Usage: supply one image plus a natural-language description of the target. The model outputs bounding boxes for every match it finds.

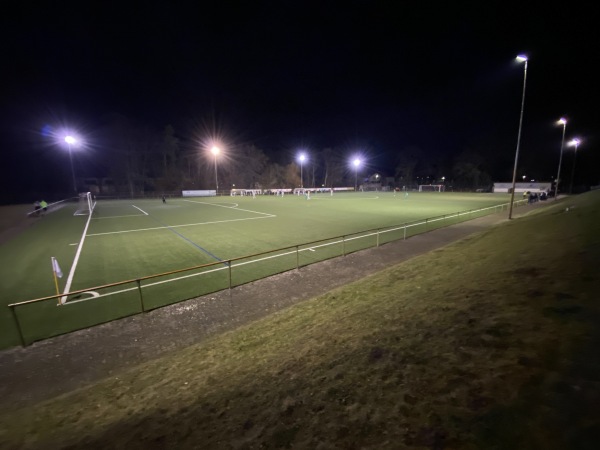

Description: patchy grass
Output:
[0,192,599,449]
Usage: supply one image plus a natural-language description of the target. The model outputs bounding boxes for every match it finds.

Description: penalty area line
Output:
[132,205,149,215]
[181,199,275,217]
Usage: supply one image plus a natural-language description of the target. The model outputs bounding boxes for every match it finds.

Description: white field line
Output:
[61,212,94,304]
[65,246,308,305]
[181,199,239,209]
[131,205,149,215]
[181,199,274,216]
[63,201,516,305]
[64,237,360,305]
[92,214,147,220]
[87,215,275,237]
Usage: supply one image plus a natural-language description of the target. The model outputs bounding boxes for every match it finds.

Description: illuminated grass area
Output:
[1,192,515,347]
[0,191,597,448]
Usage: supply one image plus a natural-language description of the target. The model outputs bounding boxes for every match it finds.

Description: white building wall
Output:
[493,182,552,193]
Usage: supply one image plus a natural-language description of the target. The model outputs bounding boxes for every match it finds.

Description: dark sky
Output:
[1,1,598,200]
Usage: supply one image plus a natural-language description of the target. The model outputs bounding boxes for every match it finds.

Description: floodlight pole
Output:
[353,158,361,191]
[68,143,76,192]
[554,119,567,200]
[64,135,78,193]
[568,139,580,194]
[214,156,218,192]
[211,146,220,194]
[508,56,528,220]
[299,153,306,188]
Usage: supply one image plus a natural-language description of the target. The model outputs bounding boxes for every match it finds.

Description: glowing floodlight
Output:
[64,135,77,145]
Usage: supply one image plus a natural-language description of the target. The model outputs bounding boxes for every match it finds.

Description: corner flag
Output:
[51,257,63,303]
[51,257,63,278]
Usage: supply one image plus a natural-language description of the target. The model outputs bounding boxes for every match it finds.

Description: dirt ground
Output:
[0,202,551,411]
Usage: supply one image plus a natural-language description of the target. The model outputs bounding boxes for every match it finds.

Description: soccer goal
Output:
[418,184,445,192]
[74,192,97,216]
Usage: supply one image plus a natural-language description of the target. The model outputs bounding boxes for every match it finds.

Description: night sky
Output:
[1,1,598,202]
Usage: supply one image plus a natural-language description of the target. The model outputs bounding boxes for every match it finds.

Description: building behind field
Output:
[493,182,552,194]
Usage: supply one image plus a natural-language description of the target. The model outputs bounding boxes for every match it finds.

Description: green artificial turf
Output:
[0,192,519,348]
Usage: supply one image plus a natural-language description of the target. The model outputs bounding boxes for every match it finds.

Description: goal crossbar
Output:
[418,184,445,192]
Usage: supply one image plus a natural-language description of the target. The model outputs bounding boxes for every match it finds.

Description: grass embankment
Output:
[1,192,599,449]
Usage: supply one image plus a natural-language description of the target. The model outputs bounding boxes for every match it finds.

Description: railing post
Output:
[403,223,406,240]
[10,306,26,347]
[296,245,300,269]
[228,260,232,289]
[342,236,346,256]
[136,279,145,312]
[376,229,380,247]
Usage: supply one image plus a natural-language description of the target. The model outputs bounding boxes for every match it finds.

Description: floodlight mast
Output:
[353,158,361,191]
[554,118,567,200]
[298,153,306,188]
[64,135,77,193]
[508,55,528,220]
[568,138,581,194]
[211,146,220,194]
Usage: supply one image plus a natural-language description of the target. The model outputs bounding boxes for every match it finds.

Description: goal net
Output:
[418,184,444,192]
[74,192,96,216]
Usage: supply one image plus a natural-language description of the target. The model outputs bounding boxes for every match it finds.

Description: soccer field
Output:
[1,192,518,347]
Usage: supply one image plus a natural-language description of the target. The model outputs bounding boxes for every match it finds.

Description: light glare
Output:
[516,55,528,62]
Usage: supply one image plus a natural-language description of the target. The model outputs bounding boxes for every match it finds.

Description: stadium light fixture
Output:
[554,118,567,200]
[211,146,220,194]
[568,138,581,194]
[64,135,78,193]
[298,152,306,188]
[353,158,361,191]
[508,54,528,219]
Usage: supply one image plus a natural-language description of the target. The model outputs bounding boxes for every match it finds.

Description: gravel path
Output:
[0,202,551,410]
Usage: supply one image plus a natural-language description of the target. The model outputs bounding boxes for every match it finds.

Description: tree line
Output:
[97,116,498,196]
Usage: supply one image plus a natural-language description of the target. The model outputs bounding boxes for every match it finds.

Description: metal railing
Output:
[7,199,526,346]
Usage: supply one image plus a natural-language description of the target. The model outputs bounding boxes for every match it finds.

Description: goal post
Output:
[418,184,444,192]
[74,192,96,216]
